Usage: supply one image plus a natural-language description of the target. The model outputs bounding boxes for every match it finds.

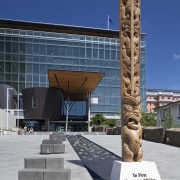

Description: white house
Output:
[155,100,180,127]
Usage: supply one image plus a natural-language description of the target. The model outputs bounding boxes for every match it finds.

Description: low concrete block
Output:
[18,169,71,180]
[46,158,64,169]
[18,169,43,180]
[49,134,66,141]
[43,169,71,180]
[42,139,62,144]
[113,127,121,135]
[25,157,46,169]
[95,125,107,132]
[53,144,65,153]
[165,128,180,147]
[106,128,113,135]
[52,132,64,135]
[143,127,165,143]
[40,144,54,154]
[24,157,64,169]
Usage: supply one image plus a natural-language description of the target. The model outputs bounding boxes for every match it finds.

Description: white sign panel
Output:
[91,97,98,104]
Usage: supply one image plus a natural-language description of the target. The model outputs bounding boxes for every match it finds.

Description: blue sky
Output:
[0,0,180,90]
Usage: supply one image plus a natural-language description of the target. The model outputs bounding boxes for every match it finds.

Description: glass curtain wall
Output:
[0,27,146,117]
[140,41,147,111]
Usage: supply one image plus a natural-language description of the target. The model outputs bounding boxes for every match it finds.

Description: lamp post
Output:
[65,98,69,132]
[6,88,13,130]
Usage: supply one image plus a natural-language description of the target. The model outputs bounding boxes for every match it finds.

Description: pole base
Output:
[110,160,161,180]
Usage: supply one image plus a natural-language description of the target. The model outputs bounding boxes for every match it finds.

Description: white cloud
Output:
[173,53,180,60]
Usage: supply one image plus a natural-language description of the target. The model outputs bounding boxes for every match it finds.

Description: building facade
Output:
[155,100,180,127]
[147,89,180,112]
[0,19,146,130]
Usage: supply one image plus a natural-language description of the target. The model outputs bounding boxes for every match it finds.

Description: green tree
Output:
[141,112,156,127]
[90,113,106,126]
[102,119,116,127]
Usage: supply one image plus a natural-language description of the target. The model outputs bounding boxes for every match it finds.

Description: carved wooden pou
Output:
[120,0,143,162]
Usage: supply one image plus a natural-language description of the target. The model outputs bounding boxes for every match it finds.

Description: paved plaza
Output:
[84,135,180,180]
[0,133,179,180]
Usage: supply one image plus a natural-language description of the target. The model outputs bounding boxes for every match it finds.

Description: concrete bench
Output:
[49,134,66,141]
[18,168,71,180]
[40,144,65,154]
[52,132,64,135]
[42,139,62,144]
[24,157,64,169]
[54,144,65,153]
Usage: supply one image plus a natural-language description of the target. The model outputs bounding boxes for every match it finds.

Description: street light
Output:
[65,98,69,132]
[6,88,13,130]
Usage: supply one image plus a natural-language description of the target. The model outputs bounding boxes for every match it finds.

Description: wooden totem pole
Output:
[120,0,143,162]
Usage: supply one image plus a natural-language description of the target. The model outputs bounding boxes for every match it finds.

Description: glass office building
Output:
[0,19,146,120]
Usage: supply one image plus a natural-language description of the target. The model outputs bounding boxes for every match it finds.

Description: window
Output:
[99,49,104,59]
[0,62,4,72]
[5,42,11,53]
[40,64,47,75]
[5,62,11,72]
[86,48,92,58]
[161,108,170,120]
[93,49,98,59]
[33,64,39,74]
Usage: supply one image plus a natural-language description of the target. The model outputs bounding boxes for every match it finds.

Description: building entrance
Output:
[18,119,47,131]
[50,122,88,132]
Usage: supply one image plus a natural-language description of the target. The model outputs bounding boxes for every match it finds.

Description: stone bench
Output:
[24,157,64,169]
[40,133,66,154]
[42,139,62,144]
[52,132,64,135]
[18,168,71,180]
[19,157,71,180]
[40,144,65,154]
[49,134,66,141]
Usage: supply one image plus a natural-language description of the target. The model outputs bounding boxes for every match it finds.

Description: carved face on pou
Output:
[122,96,141,130]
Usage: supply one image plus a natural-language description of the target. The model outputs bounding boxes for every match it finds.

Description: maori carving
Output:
[120,0,143,162]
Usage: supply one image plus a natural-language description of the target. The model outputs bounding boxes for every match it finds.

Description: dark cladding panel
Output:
[0,84,17,109]
[22,87,63,120]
